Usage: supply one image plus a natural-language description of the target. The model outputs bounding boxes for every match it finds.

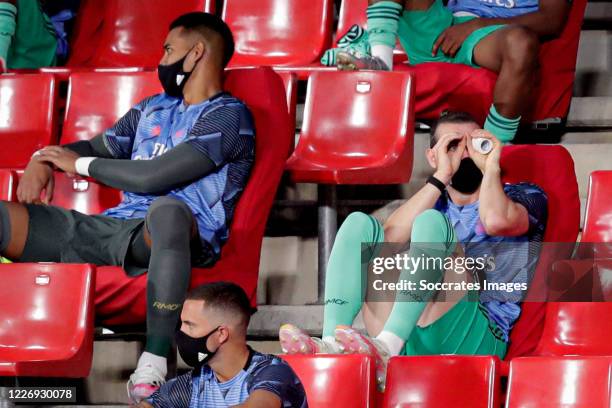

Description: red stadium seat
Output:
[535,302,612,356]
[0,74,58,168]
[67,0,214,68]
[382,356,501,408]
[11,171,122,216]
[282,354,376,408]
[582,171,612,243]
[286,71,414,184]
[0,169,16,200]
[277,72,298,140]
[62,71,162,144]
[0,263,95,377]
[506,357,612,408]
[223,0,334,68]
[93,67,292,325]
[337,0,585,122]
[500,145,580,361]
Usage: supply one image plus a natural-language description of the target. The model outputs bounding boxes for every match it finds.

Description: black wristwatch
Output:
[426,175,447,193]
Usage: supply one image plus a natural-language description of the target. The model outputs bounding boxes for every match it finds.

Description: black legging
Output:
[128,196,195,357]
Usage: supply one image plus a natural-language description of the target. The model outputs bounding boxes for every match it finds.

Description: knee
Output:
[503,27,539,68]
[337,212,380,240]
[146,197,193,232]
[411,209,449,242]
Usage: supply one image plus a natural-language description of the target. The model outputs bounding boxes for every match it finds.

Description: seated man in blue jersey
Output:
[326,0,571,142]
[0,12,254,403]
[134,282,307,408]
[280,111,548,390]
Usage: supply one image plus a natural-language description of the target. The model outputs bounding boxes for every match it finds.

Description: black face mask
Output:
[450,158,483,194]
[157,48,197,97]
[175,326,221,368]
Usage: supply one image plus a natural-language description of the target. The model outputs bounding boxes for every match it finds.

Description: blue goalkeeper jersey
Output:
[434,182,548,341]
[447,0,539,18]
[101,91,255,255]
[148,349,308,408]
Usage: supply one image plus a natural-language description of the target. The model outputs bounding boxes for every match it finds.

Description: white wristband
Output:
[75,157,96,177]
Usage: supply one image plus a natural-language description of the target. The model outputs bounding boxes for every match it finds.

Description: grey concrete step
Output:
[567,97,612,127]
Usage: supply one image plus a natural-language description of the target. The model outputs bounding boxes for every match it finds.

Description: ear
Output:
[184,41,206,70]
[426,148,437,170]
[218,326,230,343]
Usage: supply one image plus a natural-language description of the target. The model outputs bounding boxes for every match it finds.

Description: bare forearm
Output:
[384,182,443,243]
[479,167,526,235]
[475,6,569,38]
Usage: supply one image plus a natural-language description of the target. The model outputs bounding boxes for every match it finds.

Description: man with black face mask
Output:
[280,111,548,391]
[2,12,255,403]
[135,282,307,408]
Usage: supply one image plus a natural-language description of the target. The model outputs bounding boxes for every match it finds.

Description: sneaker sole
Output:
[279,324,317,354]
[334,326,388,391]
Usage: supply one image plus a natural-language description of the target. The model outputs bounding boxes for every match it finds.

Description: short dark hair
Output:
[186,282,254,327]
[429,110,479,148]
[170,12,235,67]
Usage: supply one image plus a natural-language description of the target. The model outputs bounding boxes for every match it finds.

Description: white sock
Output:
[376,330,405,356]
[372,44,394,71]
[137,352,168,377]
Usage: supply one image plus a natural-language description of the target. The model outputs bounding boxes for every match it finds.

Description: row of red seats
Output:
[29,0,585,123]
[1,164,608,379]
[0,68,589,364]
[282,354,612,407]
[0,70,294,167]
[0,70,410,183]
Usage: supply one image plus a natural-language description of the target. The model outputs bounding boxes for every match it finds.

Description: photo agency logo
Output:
[362,242,612,303]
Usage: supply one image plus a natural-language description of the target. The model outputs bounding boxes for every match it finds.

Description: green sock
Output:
[484,104,521,143]
[321,25,371,66]
[381,209,457,341]
[322,212,384,338]
[0,2,17,64]
[367,1,403,48]
[144,334,172,357]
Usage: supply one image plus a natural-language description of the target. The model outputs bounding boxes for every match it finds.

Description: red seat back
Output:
[68,0,213,68]
[12,170,122,215]
[287,71,414,184]
[582,171,612,243]
[500,145,580,359]
[223,0,334,67]
[506,357,612,408]
[536,302,612,356]
[383,356,501,408]
[282,354,376,408]
[0,263,95,377]
[277,72,298,143]
[0,74,57,168]
[95,67,292,325]
[62,71,162,144]
[0,169,15,200]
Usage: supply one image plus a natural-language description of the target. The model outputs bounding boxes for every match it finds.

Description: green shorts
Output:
[402,291,508,360]
[7,0,57,69]
[397,0,505,67]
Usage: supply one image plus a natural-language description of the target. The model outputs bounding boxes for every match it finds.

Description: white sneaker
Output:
[279,324,342,354]
[127,364,166,403]
[334,325,391,391]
